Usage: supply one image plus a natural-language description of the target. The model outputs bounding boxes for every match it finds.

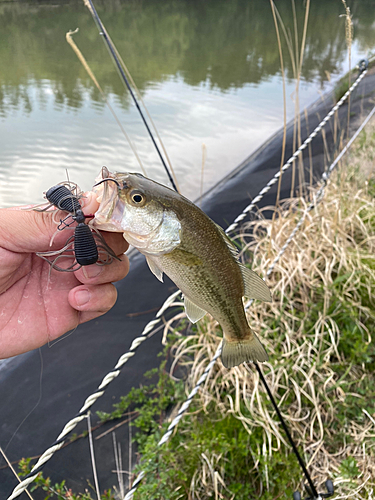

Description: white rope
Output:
[6,291,181,499]
[122,102,375,500]
[6,64,370,500]
[124,344,222,500]
[266,103,375,278]
[225,67,368,234]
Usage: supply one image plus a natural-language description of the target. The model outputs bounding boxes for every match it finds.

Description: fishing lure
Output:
[34,181,119,271]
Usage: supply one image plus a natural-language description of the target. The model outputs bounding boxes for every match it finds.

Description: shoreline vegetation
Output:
[1,0,374,114]
[16,121,375,499]
[2,1,374,499]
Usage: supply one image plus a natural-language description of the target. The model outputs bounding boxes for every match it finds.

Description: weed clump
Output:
[129,132,375,499]
[17,127,375,499]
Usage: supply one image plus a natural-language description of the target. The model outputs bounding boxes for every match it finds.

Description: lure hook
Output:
[93,177,121,188]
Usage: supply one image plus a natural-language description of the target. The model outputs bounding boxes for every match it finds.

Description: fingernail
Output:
[82,264,103,279]
[75,289,91,306]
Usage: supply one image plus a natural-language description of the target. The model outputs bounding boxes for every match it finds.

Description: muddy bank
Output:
[1,67,374,497]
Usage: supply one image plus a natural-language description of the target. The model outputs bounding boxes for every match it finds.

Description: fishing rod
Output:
[254,362,334,500]
[230,59,370,499]
[84,0,179,193]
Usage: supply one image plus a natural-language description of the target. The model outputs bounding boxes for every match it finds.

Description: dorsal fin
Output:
[214,223,271,301]
[214,223,239,259]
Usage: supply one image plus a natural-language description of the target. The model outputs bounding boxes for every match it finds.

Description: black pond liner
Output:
[1,67,374,498]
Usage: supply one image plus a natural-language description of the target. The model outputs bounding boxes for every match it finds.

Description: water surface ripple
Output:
[0,0,374,206]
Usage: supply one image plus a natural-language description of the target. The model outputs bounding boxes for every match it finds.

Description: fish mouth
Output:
[91,167,179,255]
[92,168,124,232]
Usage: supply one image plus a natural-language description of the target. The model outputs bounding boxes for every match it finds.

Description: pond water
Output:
[0,0,374,207]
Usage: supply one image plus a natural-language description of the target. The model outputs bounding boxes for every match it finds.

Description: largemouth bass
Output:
[92,168,271,368]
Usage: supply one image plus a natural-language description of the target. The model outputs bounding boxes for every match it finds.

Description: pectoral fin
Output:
[240,264,272,302]
[184,296,207,323]
[146,256,164,282]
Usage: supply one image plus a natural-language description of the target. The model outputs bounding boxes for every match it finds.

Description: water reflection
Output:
[0,0,374,205]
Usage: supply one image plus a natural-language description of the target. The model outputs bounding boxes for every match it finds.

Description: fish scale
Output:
[92,168,272,368]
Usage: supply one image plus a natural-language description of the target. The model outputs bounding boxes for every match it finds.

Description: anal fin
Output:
[184,296,207,323]
[240,264,272,302]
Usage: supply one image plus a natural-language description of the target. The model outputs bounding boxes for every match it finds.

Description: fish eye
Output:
[130,190,145,205]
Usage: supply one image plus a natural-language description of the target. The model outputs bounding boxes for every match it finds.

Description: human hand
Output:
[0,193,129,359]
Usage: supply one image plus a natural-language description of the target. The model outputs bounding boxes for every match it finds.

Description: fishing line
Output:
[47,325,79,349]
[6,59,372,500]
[3,349,43,456]
[83,0,179,193]
[226,59,369,234]
[65,29,147,177]
[101,28,179,193]
[0,448,34,500]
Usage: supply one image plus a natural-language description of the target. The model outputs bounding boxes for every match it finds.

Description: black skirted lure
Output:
[35,181,119,272]
[45,184,98,266]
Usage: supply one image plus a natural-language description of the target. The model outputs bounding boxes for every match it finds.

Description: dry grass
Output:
[164,126,375,499]
[271,0,311,200]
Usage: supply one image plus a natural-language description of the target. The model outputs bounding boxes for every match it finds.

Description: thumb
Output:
[0,192,99,254]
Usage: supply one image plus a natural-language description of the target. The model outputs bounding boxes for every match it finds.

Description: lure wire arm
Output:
[36,228,120,272]
[57,214,76,231]
[34,179,120,271]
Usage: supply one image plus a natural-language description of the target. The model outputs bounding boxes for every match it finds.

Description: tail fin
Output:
[221,332,268,368]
